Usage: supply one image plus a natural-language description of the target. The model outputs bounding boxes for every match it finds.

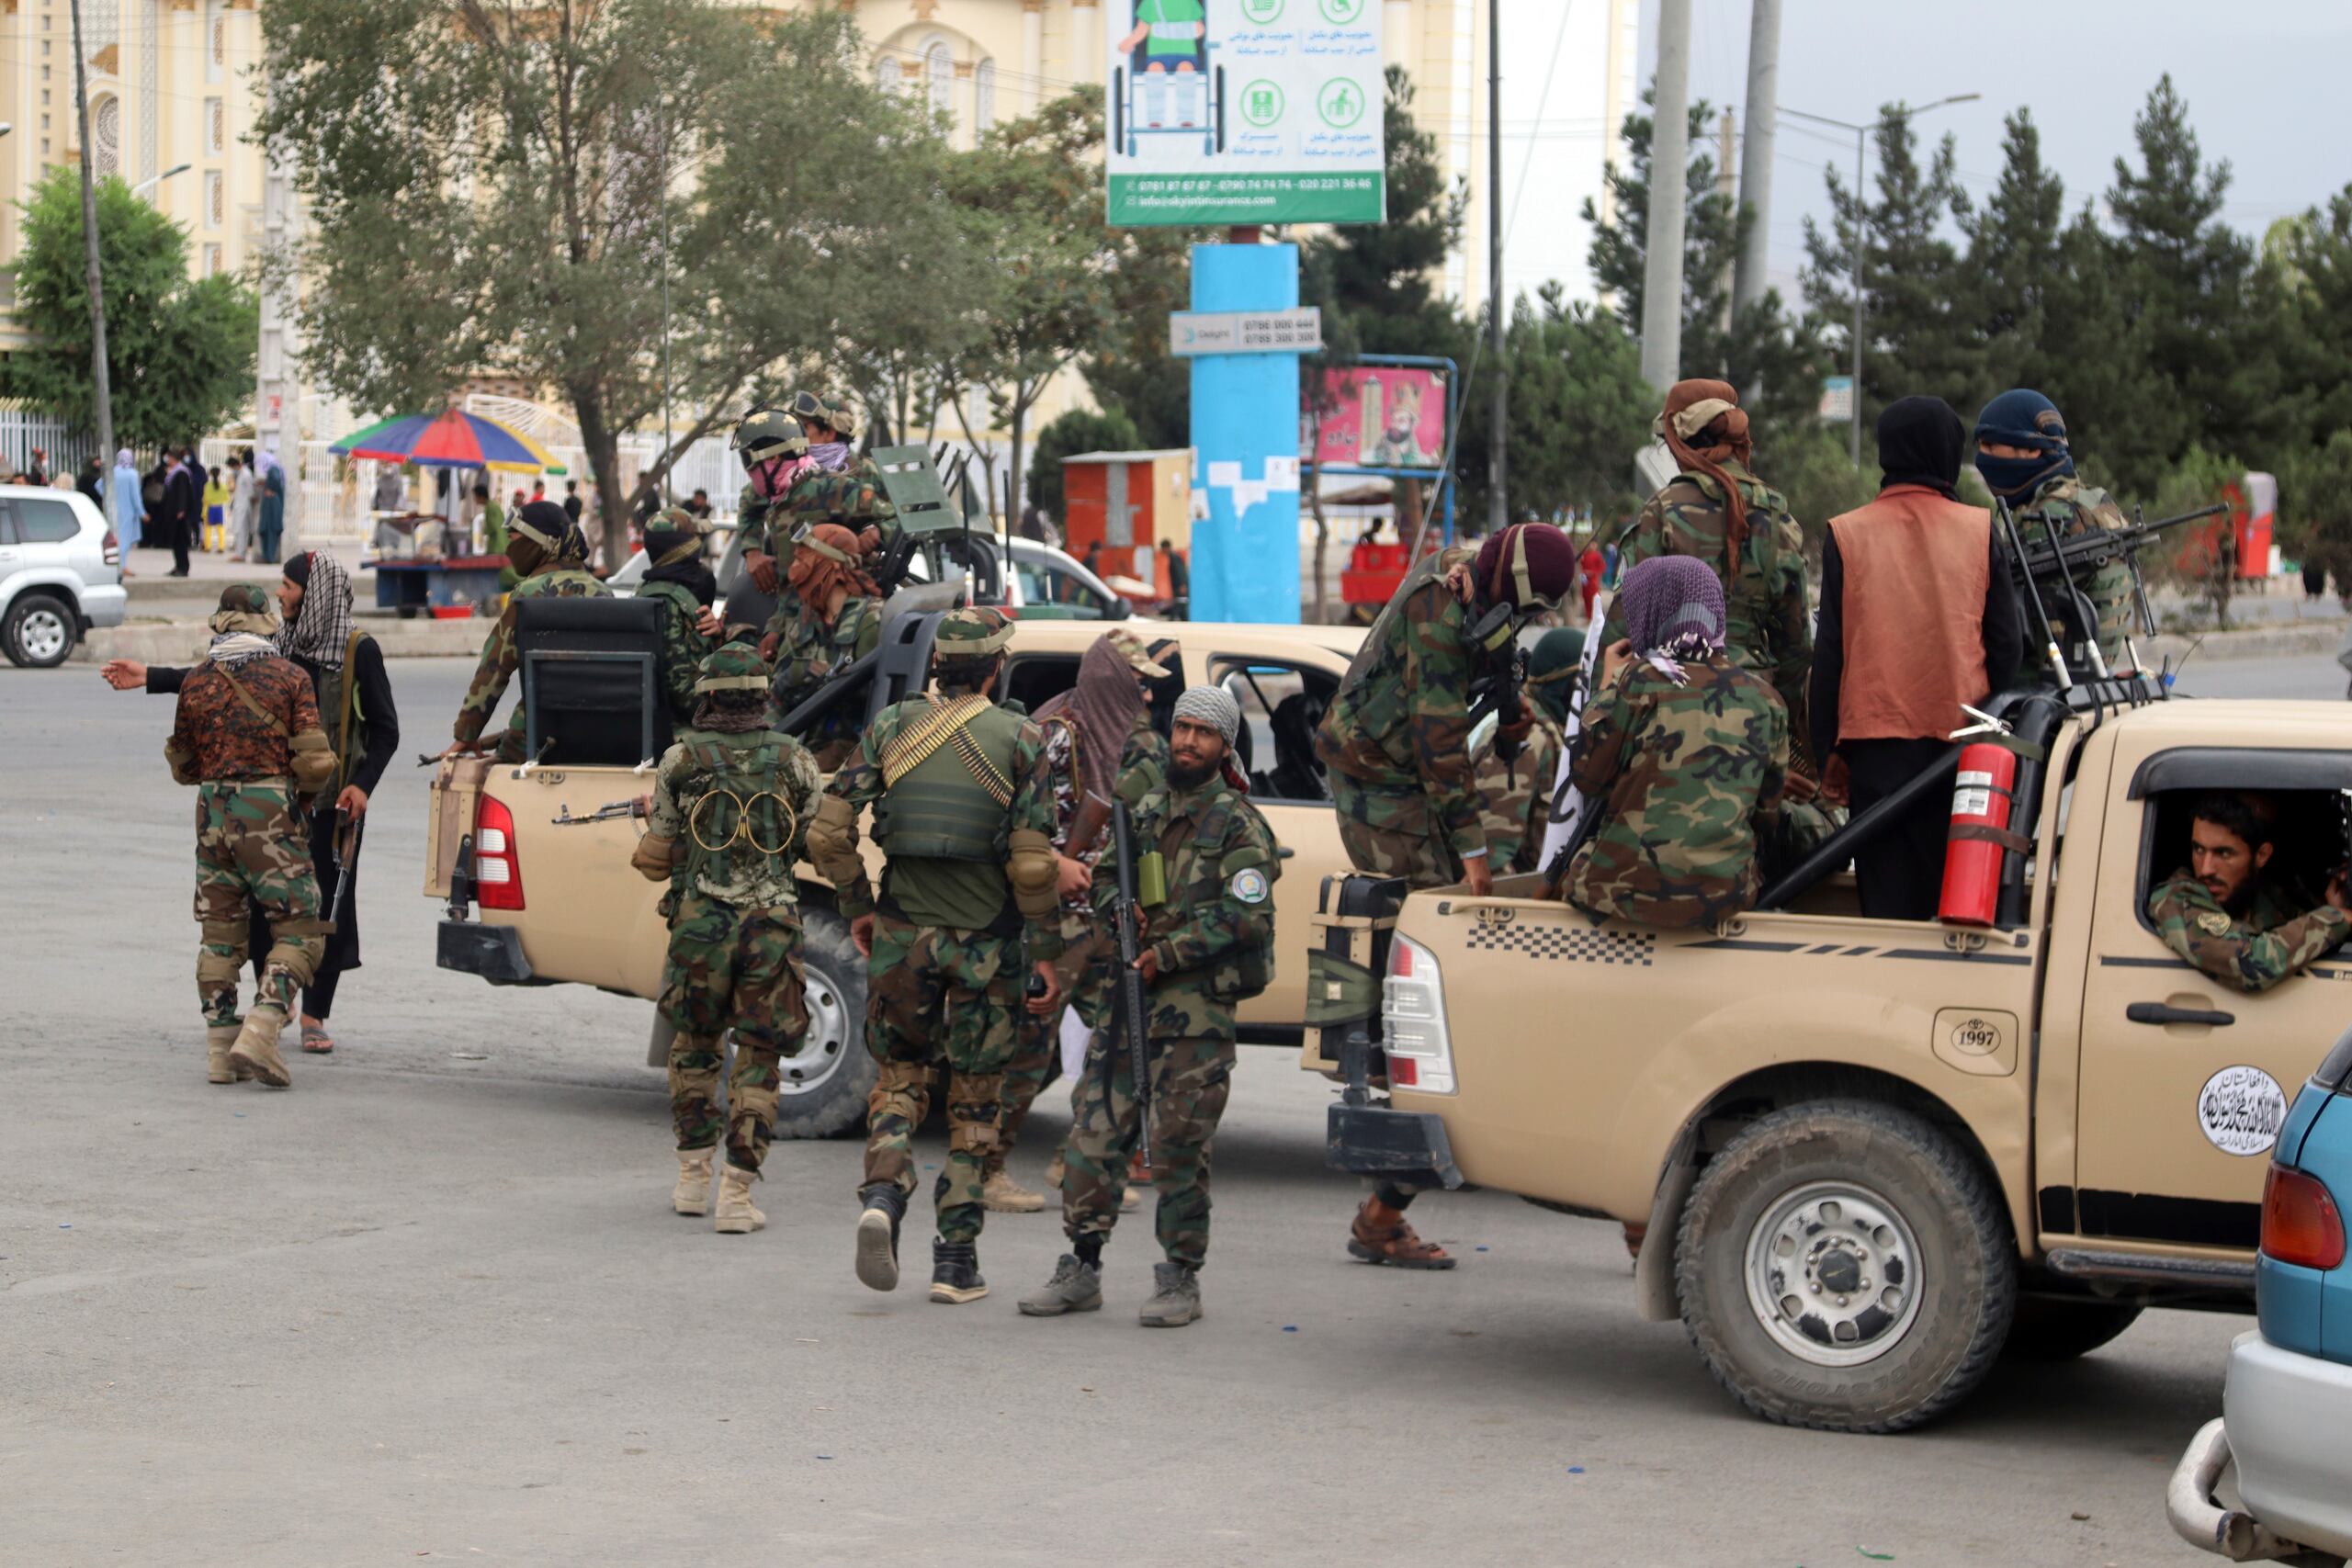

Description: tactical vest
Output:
[1680,468,1791,581]
[874,698,1023,864]
[679,730,798,886]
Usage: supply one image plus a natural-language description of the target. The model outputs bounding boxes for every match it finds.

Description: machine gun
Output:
[1108,801,1163,1174]
[549,798,650,827]
[1463,601,1530,784]
[2002,498,2229,692]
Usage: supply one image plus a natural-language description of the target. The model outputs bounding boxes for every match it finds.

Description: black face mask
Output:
[1145,671,1183,739]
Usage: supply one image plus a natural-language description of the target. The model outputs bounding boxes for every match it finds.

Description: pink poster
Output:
[1305,367,1447,471]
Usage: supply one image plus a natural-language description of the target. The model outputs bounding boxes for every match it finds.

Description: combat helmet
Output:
[933,605,1013,660]
[695,638,775,695]
[730,407,807,470]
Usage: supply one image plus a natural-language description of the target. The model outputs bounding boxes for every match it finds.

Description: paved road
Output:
[4,655,2340,1566]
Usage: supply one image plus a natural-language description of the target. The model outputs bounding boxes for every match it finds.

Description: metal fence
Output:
[0,403,98,482]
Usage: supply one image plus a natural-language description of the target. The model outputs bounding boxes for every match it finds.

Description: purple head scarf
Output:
[1615,555,1725,681]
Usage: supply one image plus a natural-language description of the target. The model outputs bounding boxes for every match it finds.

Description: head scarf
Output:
[508,498,587,577]
[783,522,876,615]
[642,508,717,607]
[1469,522,1581,613]
[1172,684,1240,747]
[807,441,852,474]
[114,448,135,471]
[1877,395,1966,499]
[1526,627,1587,724]
[1972,389,2075,500]
[1656,378,1757,567]
[1035,631,1161,803]
[278,550,356,668]
[1616,555,1726,683]
[207,585,280,670]
[256,447,283,480]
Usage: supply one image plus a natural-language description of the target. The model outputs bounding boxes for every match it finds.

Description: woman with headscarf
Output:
[760,522,880,770]
[110,450,147,571]
[635,507,718,733]
[442,499,609,762]
[102,550,401,1053]
[254,448,288,566]
[1564,555,1788,929]
[1603,378,1812,755]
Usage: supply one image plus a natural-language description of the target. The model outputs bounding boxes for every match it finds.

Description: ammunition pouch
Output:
[165,737,201,786]
[289,728,336,794]
[805,793,861,882]
[1006,829,1057,919]
[946,1071,1007,1154]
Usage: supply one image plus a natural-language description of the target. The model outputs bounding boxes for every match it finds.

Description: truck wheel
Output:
[1674,1100,2016,1433]
[2002,1298,2143,1361]
[767,907,874,1142]
[4,592,76,667]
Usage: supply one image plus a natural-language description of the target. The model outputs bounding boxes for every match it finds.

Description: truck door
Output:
[2072,743,2352,1253]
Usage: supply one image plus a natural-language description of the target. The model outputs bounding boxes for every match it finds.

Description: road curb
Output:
[74,616,486,663]
[2143,621,2344,665]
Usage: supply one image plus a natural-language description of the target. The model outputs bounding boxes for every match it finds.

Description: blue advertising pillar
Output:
[1189,242,1300,624]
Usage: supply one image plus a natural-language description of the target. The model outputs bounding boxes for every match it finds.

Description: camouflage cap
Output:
[933,605,1013,657]
[1102,627,1170,678]
[694,638,774,695]
[218,583,272,615]
[730,408,807,466]
[651,505,704,535]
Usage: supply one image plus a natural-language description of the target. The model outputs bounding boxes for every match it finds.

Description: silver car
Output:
[0,485,125,667]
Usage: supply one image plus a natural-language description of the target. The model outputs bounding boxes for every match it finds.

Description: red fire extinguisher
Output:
[1939,739,2018,927]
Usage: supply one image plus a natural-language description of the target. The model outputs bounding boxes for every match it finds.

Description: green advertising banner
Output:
[1105,0,1385,228]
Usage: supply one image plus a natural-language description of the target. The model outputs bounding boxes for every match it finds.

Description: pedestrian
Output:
[1578,537,1604,622]
[1973,389,2131,681]
[1019,683,1279,1328]
[76,455,105,513]
[231,451,259,560]
[1316,520,1577,1268]
[684,488,713,521]
[1811,396,2026,920]
[1158,539,1190,617]
[25,446,46,487]
[439,502,608,763]
[254,449,288,565]
[629,641,823,1233]
[204,466,230,552]
[802,606,1066,1304]
[1603,378,1812,757]
[160,585,337,1087]
[636,507,720,736]
[1565,555,1788,928]
[561,478,582,524]
[110,449,147,573]
[474,481,502,560]
[371,464,406,516]
[761,520,876,768]
[160,449,198,576]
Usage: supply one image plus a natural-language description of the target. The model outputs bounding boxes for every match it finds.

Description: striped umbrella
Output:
[331,410,557,474]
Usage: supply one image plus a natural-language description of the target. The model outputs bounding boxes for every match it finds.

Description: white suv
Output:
[0,485,125,667]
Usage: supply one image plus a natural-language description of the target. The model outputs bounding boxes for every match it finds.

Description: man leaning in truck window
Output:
[2146,792,2351,993]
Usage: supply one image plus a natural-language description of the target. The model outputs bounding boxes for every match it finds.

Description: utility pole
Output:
[68,0,115,526]
[1731,0,1781,318]
[1485,0,1506,534]
[1638,0,1692,391]
[1716,107,1736,340]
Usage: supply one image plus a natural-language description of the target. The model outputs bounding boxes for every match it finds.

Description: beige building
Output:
[0,0,266,351]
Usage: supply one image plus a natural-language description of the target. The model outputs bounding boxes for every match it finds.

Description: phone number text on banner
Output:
[1108,173,1384,226]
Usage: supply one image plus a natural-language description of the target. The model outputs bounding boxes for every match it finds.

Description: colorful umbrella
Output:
[331,410,557,474]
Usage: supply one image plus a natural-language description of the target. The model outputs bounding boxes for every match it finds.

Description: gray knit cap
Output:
[1172,684,1240,747]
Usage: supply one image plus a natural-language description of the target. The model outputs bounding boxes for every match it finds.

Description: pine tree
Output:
[1962,109,2066,396]
[2279,186,2352,446]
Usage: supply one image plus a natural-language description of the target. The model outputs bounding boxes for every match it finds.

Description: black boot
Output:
[929,1238,988,1304]
[854,1183,907,1292]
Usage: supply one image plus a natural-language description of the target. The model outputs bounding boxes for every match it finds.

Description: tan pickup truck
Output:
[427,605,1363,1139]
[1310,692,2352,1432]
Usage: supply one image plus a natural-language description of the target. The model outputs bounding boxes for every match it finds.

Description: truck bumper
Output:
[437,919,539,986]
[1327,1103,1464,1190]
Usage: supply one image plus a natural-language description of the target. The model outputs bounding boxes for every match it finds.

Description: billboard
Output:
[1105,0,1385,228]
[1305,367,1446,472]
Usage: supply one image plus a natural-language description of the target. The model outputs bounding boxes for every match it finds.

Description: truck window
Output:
[1209,658,1336,805]
[2135,780,2349,938]
[1001,652,1080,716]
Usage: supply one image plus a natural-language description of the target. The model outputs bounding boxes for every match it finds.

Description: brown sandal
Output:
[1347,1197,1457,1269]
[300,1022,335,1055]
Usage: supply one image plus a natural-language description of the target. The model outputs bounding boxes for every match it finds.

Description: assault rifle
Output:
[549,798,650,827]
[1108,801,1160,1174]
[328,808,362,929]
[1464,601,1530,784]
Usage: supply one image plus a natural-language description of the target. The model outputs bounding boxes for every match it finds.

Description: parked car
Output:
[606,529,1137,621]
[2169,1024,2352,1565]
[0,485,123,667]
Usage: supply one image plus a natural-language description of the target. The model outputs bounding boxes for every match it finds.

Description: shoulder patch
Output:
[2197,909,2234,936]
[1227,866,1271,905]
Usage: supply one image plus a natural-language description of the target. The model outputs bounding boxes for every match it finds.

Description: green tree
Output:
[6,167,257,446]
[1453,284,1650,527]
[260,0,952,565]
[1804,107,1986,439]
[1025,406,1140,523]
[2277,185,2352,447]
[1962,109,2067,398]
[2283,429,2352,599]
[1082,221,1203,453]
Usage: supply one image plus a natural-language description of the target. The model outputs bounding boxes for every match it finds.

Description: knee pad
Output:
[1006,829,1057,920]
[196,921,247,987]
[947,1071,1008,1154]
[268,934,327,988]
[871,1057,929,1123]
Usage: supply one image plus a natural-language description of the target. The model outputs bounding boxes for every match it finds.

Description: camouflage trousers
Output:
[991,926,1102,1175]
[860,912,1022,1246]
[1330,771,1463,891]
[658,894,808,1171]
[1064,1030,1236,1270]
[193,783,327,1029]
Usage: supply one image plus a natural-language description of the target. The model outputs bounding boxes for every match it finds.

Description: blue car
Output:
[2170,1025,2352,1563]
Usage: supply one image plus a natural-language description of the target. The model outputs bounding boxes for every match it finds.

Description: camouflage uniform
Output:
[808,620,1062,1260]
[633,696,822,1172]
[1564,653,1789,929]
[1317,547,1484,888]
[2146,869,2351,994]
[2010,473,2132,681]
[1472,707,1565,875]
[452,562,609,761]
[1062,764,1279,1270]
[770,594,881,769]
[761,458,898,598]
[1603,464,1812,750]
[633,577,715,732]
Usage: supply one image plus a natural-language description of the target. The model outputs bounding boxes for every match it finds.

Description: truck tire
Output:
[767,907,874,1142]
[2002,1298,2143,1361]
[1674,1100,2016,1434]
[4,591,76,667]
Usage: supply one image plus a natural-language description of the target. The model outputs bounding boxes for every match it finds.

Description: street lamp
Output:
[1780,93,1980,467]
[132,162,192,198]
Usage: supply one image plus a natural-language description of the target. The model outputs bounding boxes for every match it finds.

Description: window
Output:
[209,3,227,84]
[91,96,119,176]
[1013,556,1112,619]
[207,97,224,154]
[974,59,996,132]
[999,653,1081,717]
[1209,659,1340,804]
[205,243,222,276]
[12,497,85,545]
[206,171,223,228]
[2131,751,2352,939]
[876,57,899,93]
[924,39,952,119]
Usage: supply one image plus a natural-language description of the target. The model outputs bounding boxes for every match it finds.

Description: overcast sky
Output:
[1496,0,2352,310]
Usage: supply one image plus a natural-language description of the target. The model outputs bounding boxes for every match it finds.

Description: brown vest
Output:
[1829,485,1994,741]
